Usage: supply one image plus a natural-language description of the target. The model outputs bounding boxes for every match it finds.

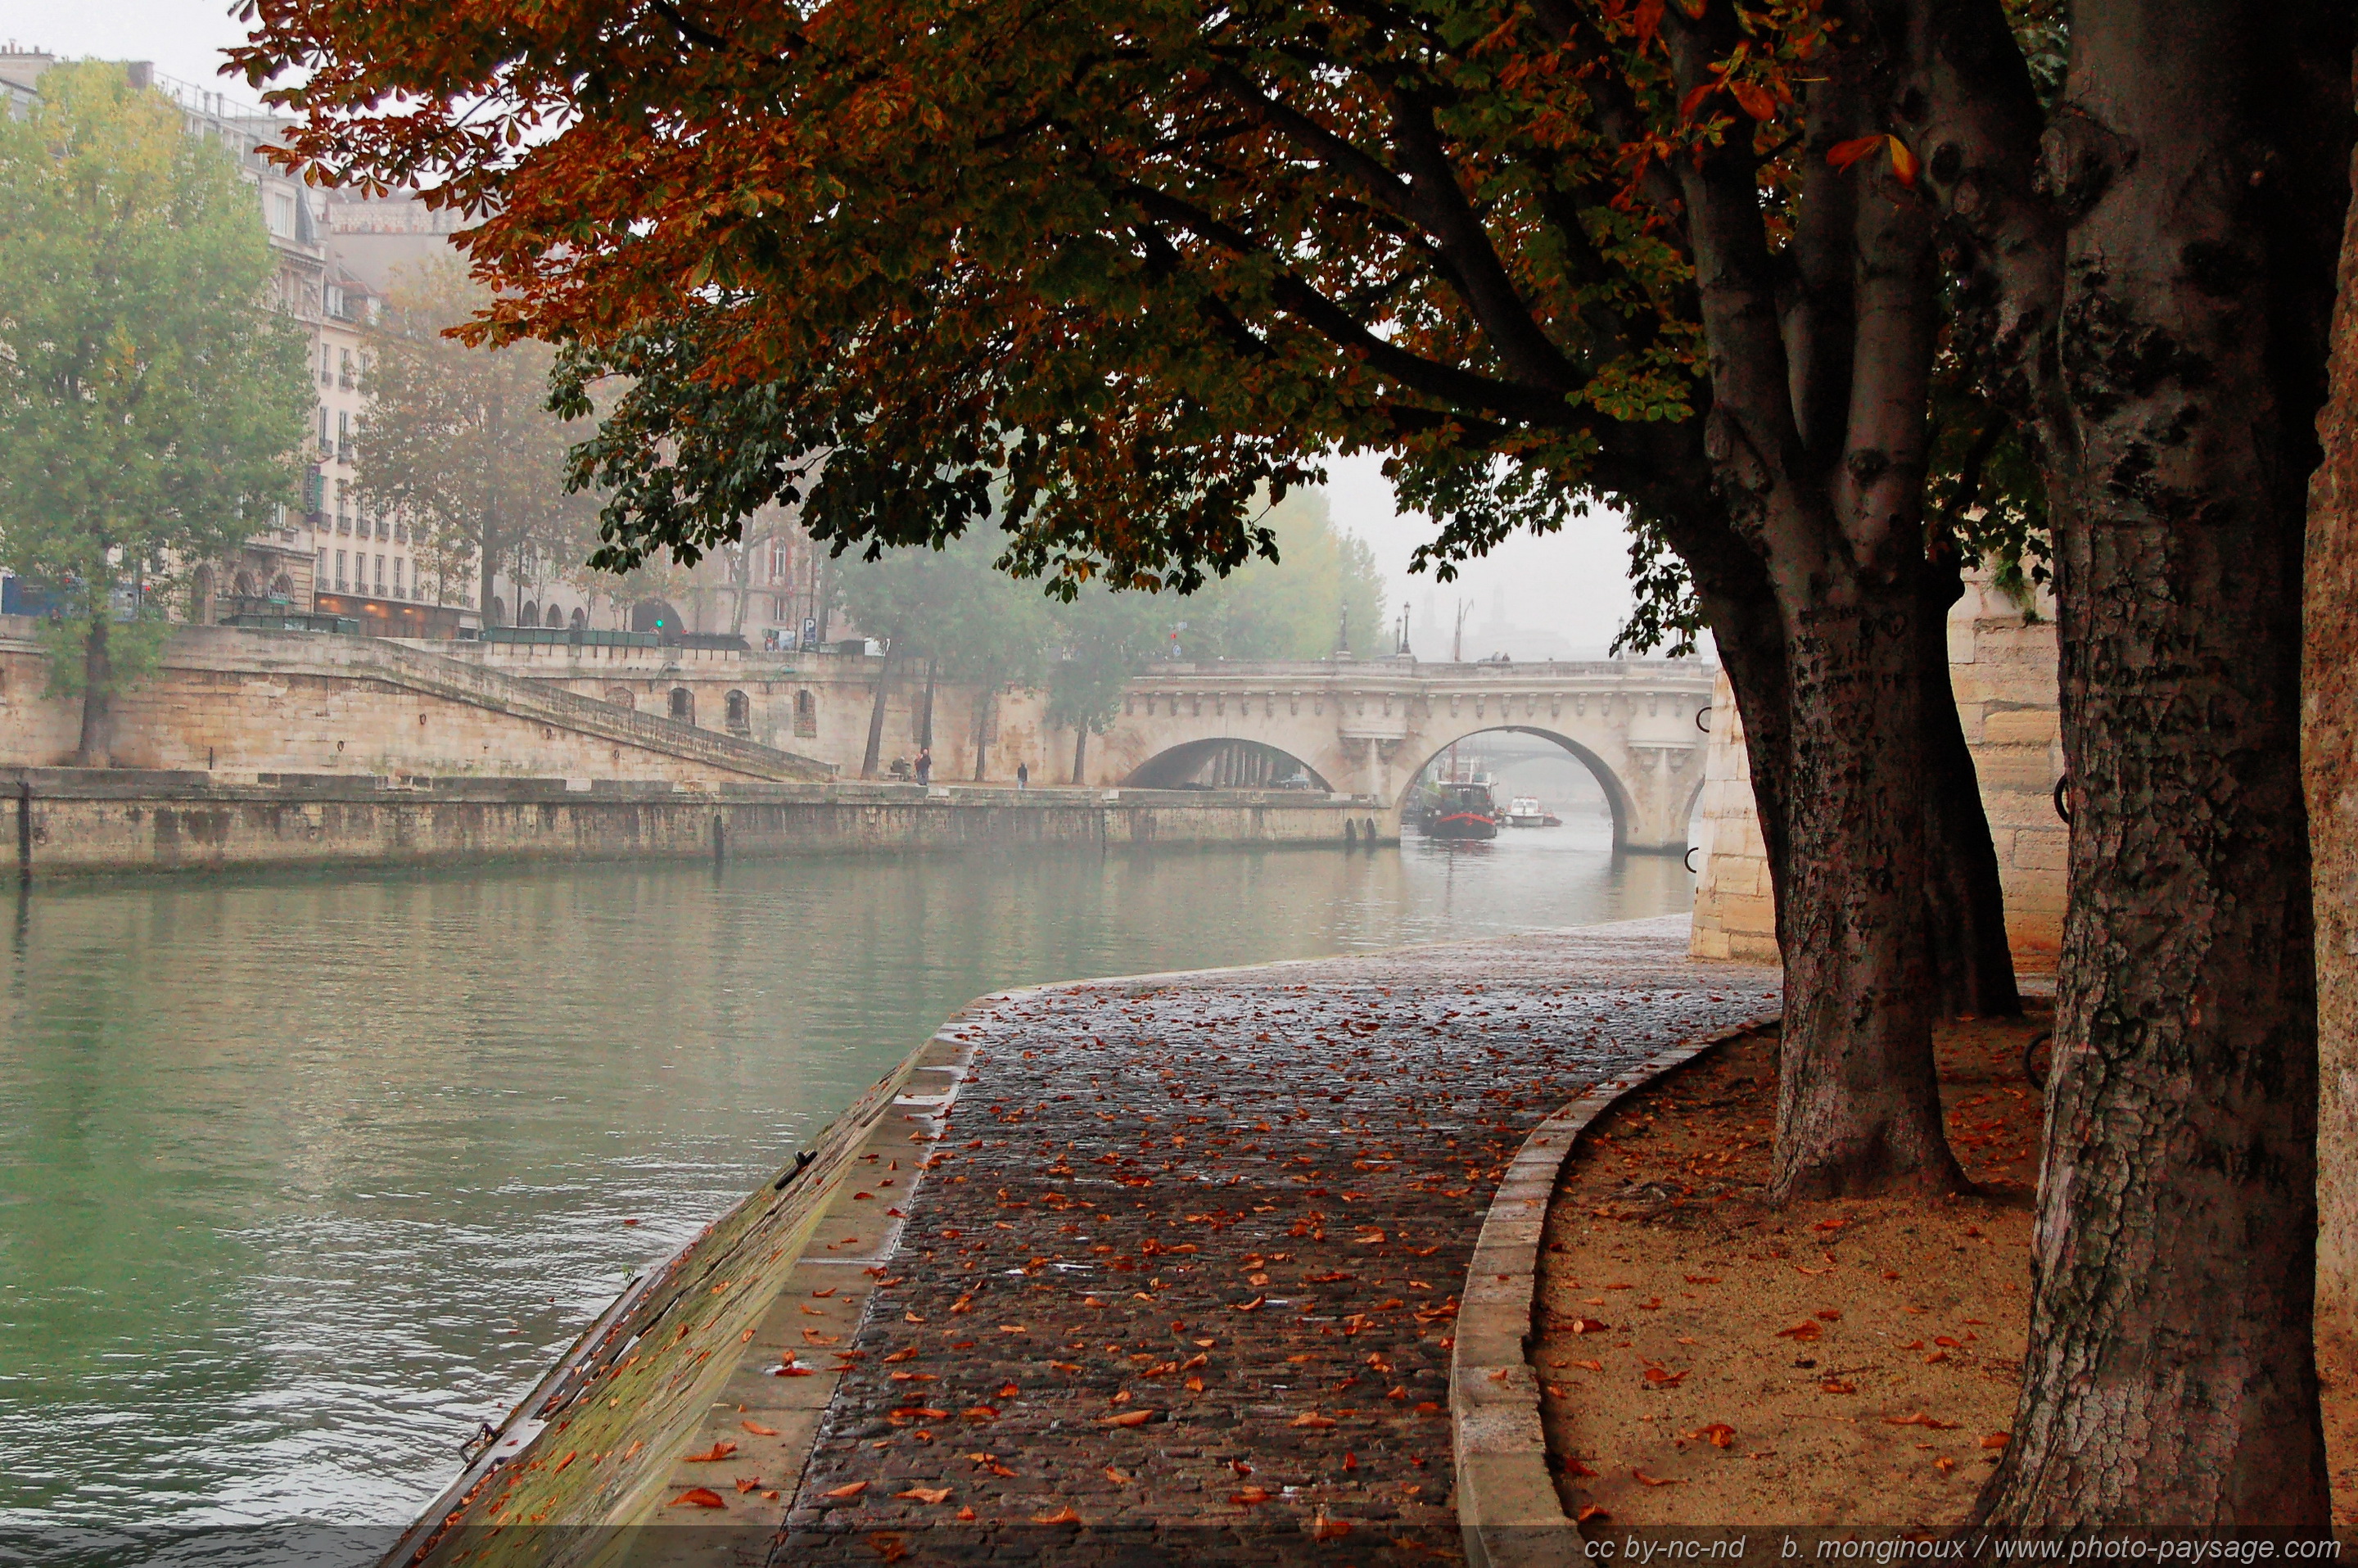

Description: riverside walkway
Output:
[766,915,1778,1562]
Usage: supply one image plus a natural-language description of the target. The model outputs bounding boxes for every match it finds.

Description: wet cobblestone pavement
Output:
[774,916,1778,1564]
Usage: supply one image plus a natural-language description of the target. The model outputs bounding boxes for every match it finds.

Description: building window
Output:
[392,558,404,597]
[335,480,349,533]
[725,689,750,732]
[317,406,331,455]
[769,539,790,581]
[338,349,355,391]
[605,686,635,710]
[271,574,293,601]
[374,554,386,590]
[317,549,328,588]
[520,600,539,627]
[318,346,332,386]
[337,410,350,463]
[546,603,563,629]
[793,689,817,738]
[335,549,347,591]
[569,607,585,630]
[668,688,694,724]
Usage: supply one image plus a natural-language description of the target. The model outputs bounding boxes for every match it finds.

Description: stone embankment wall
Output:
[0,626,830,786]
[1688,570,2068,968]
[0,770,1391,879]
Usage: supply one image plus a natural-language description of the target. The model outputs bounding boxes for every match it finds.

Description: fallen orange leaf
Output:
[894,1486,952,1504]
[1032,1505,1082,1525]
[1103,1410,1153,1427]
[670,1487,727,1509]
[823,1481,870,1500]
[1633,1470,1681,1487]
[1577,1503,1613,1524]
[740,1420,779,1437]
[684,1442,739,1462]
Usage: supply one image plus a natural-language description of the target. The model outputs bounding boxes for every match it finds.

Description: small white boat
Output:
[1504,796,1562,828]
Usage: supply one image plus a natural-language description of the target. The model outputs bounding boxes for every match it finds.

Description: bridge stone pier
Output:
[1093,658,1718,853]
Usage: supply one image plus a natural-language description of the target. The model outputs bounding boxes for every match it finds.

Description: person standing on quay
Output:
[915,747,932,788]
[1016,761,1028,790]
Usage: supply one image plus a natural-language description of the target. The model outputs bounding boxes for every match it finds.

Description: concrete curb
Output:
[1449,1012,1781,1568]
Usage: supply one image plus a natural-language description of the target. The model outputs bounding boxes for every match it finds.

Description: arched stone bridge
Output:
[1091,658,1719,853]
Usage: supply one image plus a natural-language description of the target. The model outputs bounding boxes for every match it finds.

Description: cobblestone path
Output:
[775,916,1778,1564]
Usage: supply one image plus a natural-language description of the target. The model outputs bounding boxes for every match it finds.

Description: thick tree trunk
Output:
[973,685,995,781]
[1918,556,2021,1018]
[861,641,898,779]
[2310,75,2358,1370]
[1976,0,2349,1525]
[1770,579,1963,1200]
[1070,725,1087,786]
[73,615,112,768]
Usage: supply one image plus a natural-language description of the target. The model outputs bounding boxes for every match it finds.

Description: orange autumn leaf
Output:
[1821,1380,1858,1394]
[963,1406,1000,1421]
[1311,1511,1350,1541]
[1292,1412,1339,1428]
[1032,1504,1082,1525]
[823,1480,870,1500]
[870,1534,910,1564]
[894,1486,952,1504]
[1727,80,1777,120]
[1775,1320,1823,1341]
[1560,1457,1600,1477]
[1577,1504,1613,1524]
[1231,1485,1273,1505]
[1642,1367,1689,1387]
[684,1441,739,1462]
[1678,81,1717,120]
[1633,1469,1681,1487]
[734,1476,763,1493]
[1888,135,1921,187]
[1693,1423,1737,1448]
[1569,1358,1604,1372]
[740,1420,779,1436]
[1885,1411,1962,1430]
[1102,1409,1153,1427]
[1232,1295,1266,1313]
[669,1486,727,1508]
[1631,0,1665,45]
[1827,135,1886,171]
[1981,1433,2011,1450]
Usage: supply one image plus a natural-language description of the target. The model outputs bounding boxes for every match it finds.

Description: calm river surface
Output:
[0,823,1687,1532]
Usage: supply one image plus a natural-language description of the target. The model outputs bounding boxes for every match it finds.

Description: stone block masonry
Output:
[0,770,1394,879]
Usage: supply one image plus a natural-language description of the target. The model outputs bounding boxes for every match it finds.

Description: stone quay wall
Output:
[1688,570,2068,969]
[0,626,832,787]
[0,770,1394,879]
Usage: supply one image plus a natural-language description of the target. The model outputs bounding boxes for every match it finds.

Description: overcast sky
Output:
[9,1,1647,659]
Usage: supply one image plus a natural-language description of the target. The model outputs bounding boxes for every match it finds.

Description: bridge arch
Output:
[1124,737,1335,793]
[1407,724,1704,855]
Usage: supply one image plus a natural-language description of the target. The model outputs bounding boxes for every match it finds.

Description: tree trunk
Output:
[73,614,112,768]
[973,684,995,781]
[861,639,899,779]
[1976,0,2348,1525]
[1071,725,1087,786]
[1770,579,1964,1200]
[2310,63,2358,1379]
[1917,554,2021,1018]
[919,656,937,749]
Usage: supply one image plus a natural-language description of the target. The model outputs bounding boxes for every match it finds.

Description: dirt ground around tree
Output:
[1538,1007,2358,1529]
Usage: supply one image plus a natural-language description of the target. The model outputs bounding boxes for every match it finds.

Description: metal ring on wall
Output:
[2053,775,2072,825]
[1683,847,1699,873]
[1695,707,1712,733]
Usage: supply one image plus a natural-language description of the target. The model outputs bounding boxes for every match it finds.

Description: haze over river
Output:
[0,817,1688,1536]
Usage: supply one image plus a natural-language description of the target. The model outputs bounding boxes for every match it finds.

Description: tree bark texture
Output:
[74,614,112,768]
[1070,724,1088,786]
[1673,28,1966,1200]
[1918,556,2021,1018]
[2308,63,2358,1364]
[1976,0,2350,1525]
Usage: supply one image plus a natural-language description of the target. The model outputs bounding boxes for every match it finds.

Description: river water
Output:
[0,820,1687,1534]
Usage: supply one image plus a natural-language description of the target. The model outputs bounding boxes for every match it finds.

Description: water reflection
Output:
[0,822,1685,1526]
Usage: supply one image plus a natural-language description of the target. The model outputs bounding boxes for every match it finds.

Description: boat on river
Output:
[1504,796,1562,828]
[1425,781,1500,841]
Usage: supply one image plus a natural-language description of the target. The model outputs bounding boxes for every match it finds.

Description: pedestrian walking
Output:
[1016,761,1029,790]
[915,747,932,787]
